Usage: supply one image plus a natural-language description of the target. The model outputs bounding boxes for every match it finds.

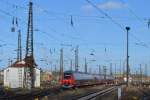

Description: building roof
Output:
[11,60,28,67]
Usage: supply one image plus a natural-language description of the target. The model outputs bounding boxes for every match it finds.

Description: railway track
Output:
[75,86,117,100]
[0,86,61,100]
[0,84,118,100]
[139,88,150,100]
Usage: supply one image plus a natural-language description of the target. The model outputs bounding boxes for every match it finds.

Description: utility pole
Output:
[59,48,64,81]
[89,68,92,74]
[103,66,107,80]
[115,63,116,79]
[123,61,125,78]
[85,58,87,73]
[50,62,53,72]
[70,59,73,71]
[99,65,101,75]
[54,64,57,74]
[145,64,147,79]
[75,46,79,72]
[110,63,112,75]
[139,64,142,84]
[126,26,130,87]
[119,59,122,78]
[135,70,138,81]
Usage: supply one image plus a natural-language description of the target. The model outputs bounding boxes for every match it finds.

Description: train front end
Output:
[61,71,75,88]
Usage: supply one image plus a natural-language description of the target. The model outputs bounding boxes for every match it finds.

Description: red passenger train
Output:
[61,71,114,88]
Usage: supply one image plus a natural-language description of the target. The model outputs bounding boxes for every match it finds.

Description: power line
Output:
[0,0,148,22]
[86,0,125,31]
[0,0,27,10]
[0,8,73,44]
[0,7,87,48]
[0,1,83,42]
[34,29,62,43]
[86,0,150,49]
[33,3,88,41]
[0,0,149,49]
[119,0,145,24]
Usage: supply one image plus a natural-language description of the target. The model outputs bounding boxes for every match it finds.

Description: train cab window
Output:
[64,75,71,79]
[64,73,72,79]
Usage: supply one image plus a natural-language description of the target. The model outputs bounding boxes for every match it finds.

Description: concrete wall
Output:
[4,67,40,88]
[0,70,4,84]
[4,67,24,88]
[34,68,40,87]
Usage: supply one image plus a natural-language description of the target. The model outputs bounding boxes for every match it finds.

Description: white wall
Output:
[4,67,40,88]
[4,67,24,88]
[34,68,40,87]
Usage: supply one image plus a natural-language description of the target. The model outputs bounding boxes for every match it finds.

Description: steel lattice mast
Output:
[26,1,34,58]
[24,1,36,89]
[75,46,79,72]
[17,30,22,62]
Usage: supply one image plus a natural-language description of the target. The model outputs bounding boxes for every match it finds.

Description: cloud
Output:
[82,1,127,12]
[98,1,127,9]
[81,4,93,12]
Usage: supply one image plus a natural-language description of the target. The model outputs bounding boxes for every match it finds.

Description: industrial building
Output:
[3,1,40,89]
[0,70,3,85]
[41,71,52,82]
[4,61,40,88]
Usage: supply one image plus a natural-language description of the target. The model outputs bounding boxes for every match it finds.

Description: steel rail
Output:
[76,86,117,100]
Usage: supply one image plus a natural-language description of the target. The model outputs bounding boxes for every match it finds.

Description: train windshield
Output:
[64,73,72,79]
[64,75,71,79]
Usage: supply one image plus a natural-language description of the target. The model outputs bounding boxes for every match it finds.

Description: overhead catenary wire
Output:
[0,0,149,49]
[0,0,148,21]
[119,0,145,24]
[86,0,125,31]
[0,7,128,48]
[0,7,95,54]
[0,0,148,24]
[86,0,150,49]
[32,2,148,22]
[0,0,27,10]
[0,8,72,45]
[119,0,150,37]
[0,1,83,43]
[33,3,89,42]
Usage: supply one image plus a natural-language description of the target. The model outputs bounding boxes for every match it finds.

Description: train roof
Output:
[64,70,90,74]
[64,70,114,77]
